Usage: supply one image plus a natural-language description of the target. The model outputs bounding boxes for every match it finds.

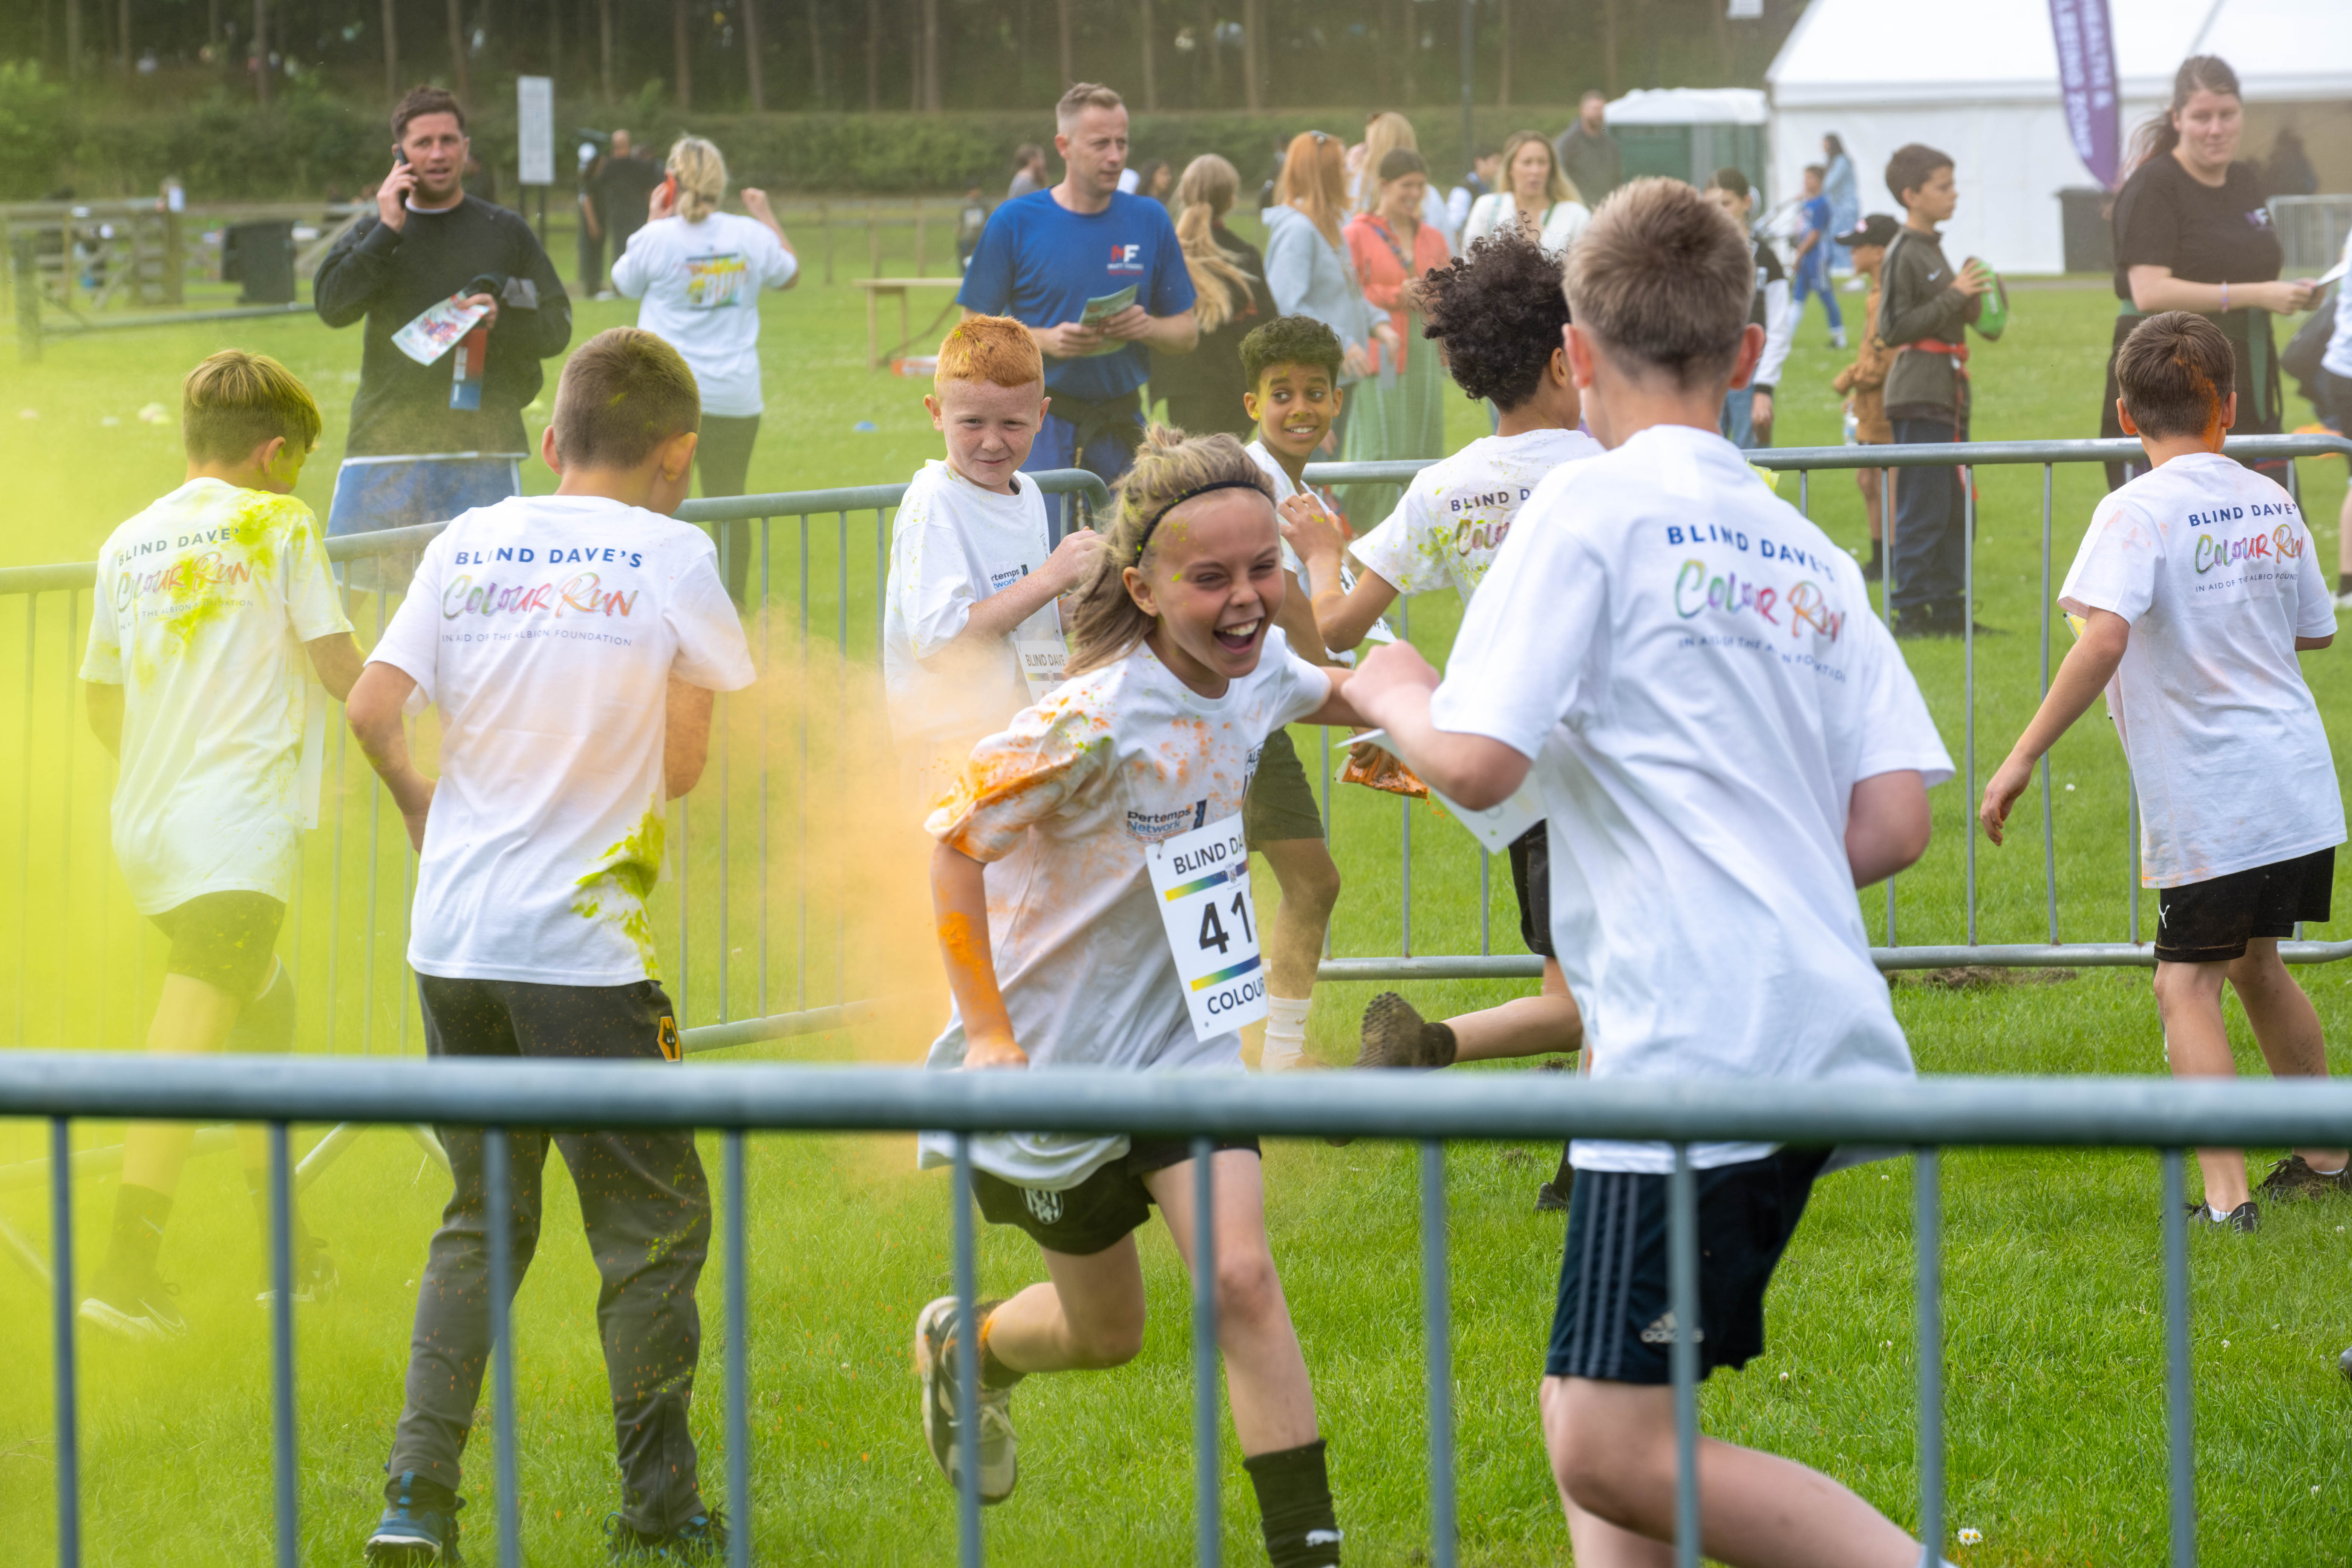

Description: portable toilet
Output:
[1604,88,1772,202]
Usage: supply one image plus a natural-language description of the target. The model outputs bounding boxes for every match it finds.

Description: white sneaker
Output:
[2333,590,2352,611]
[915,1295,1018,1504]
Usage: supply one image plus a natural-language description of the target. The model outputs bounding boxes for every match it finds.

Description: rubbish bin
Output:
[222,220,296,305]
[2058,188,2113,276]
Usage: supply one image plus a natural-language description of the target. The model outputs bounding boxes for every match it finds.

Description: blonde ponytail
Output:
[666,135,728,223]
[1064,426,1276,676]
[1172,155,1256,334]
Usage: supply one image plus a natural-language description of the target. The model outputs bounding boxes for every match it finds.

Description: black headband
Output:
[1132,478,1272,561]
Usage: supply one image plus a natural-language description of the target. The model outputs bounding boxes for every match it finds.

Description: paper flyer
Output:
[392,294,492,367]
[1078,285,1138,356]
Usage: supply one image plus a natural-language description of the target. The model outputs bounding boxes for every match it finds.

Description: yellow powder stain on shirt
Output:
[571,803,667,978]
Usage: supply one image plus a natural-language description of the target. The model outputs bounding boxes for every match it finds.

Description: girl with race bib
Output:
[912,428,1364,1568]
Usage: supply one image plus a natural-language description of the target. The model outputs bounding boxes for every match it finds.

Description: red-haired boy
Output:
[882,314,1101,807]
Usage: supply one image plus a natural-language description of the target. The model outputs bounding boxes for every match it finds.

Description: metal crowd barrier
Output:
[1303,432,2352,978]
[8,1053,2344,1567]
[3,436,2349,1074]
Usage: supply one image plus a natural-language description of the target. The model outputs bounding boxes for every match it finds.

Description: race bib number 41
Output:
[1145,813,1268,1043]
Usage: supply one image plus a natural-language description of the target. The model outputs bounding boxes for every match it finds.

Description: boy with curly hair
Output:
[1283,231,1596,1199]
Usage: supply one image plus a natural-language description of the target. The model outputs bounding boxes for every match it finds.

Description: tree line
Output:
[5,0,1803,116]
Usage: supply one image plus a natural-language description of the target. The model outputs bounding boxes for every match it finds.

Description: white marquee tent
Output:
[1766,0,2352,274]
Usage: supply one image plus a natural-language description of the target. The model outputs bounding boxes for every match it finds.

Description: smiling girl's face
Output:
[1124,489,1285,695]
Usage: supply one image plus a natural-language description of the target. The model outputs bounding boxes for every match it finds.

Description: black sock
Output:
[2340,571,2351,596]
[105,1182,173,1279]
[970,1298,1024,1390]
[1245,1438,1340,1568]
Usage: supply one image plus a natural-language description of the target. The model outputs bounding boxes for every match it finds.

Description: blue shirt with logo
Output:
[956,190,1196,403]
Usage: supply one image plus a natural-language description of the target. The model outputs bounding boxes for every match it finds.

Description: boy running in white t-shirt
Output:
[1233,316,1352,1069]
[348,328,755,1565]
[1284,229,1600,1101]
[77,351,363,1340]
[914,428,1366,1567]
[882,315,1099,812]
[1983,311,2348,1231]
[1349,179,1954,1567]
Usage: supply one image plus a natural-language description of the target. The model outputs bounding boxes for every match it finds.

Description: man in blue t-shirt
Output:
[957,82,1198,481]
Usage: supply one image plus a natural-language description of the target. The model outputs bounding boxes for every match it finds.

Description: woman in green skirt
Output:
[1339,149,1454,527]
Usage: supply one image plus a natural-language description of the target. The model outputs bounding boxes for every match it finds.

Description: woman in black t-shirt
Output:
[2100,55,2318,487]
[1150,154,1279,439]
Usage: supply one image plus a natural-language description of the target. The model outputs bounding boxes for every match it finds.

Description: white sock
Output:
[2210,1204,2236,1221]
[2313,1164,2346,1176]
[1261,996,1311,1072]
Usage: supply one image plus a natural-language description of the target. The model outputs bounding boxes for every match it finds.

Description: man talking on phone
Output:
[315,84,571,589]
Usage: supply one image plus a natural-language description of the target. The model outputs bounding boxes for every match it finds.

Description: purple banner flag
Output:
[2049,0,2121,188]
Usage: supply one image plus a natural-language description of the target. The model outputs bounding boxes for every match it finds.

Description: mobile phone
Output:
[395,147,409,166]
[662,173,678,208]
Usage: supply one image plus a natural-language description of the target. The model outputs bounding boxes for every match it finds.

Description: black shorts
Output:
[2154,847,2334,964]
[1243,727,1326,844]
[973,1136,1262,1256]
[151,891,285,997]
[1508,823,1556,959]
[2316,366,2352,435]
[1546,1146,1829,1384]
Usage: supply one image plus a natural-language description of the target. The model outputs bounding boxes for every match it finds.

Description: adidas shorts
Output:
[973,1136,1262,1257]
[1545,1146,1828,1385]
[2154,847,2334,964]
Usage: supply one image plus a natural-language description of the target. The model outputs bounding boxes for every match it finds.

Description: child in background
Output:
[914,429,1362,1566]
[1983,311,2348,1232]
[1282,231,1594,1162]
[1232,315,1355,1069]
[1346,177,1954,1565]
[77,350,363,1340]
[881,315,1100,812]
[1879,142,1995,638]
[1700,168,1791,450]
[1830,213,1900,579]
[348,328,754,1565]
[1790,164,1847,349]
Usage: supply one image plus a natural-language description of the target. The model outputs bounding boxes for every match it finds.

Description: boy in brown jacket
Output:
[1830,213,1898,578]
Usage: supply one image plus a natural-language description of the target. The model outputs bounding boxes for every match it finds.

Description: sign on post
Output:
[517,76,555,187]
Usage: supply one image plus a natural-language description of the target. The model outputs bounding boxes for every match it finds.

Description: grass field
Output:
[3,232,2352,1566]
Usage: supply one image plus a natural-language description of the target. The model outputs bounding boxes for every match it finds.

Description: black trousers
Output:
[387,974,710,1534]
[696,412,761,606]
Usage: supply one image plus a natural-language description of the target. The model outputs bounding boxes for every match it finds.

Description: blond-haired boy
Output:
[881,314,1100,807]
[78,350,364,1339]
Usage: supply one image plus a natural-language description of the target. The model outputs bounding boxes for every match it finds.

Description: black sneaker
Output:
[1356,992,1458,1069]
[604,1507,728,1563]
[914,1295,1018,1504]
[1535,1148,1574,1213]
[78,1261,188,1341]
[366,1471,464,1563]
[257,1230,341,1307]
[2254,1155,2352,1202]
[2184,1199,2260,1234]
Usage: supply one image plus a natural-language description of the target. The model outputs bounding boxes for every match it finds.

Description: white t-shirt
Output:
[915,631,1331,1188]
[611,212,799,418]
[1352,427,1605,607]
[2325,228,2352,380]
[80,480,352,916]
[1243,438,1395,656]
[2058,450,2341,886]
[881,461,1067,802]
[1431,424,1953,1174]
[369,495,756,985]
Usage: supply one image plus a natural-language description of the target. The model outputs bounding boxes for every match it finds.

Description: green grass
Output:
[4,252,2352,1565]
